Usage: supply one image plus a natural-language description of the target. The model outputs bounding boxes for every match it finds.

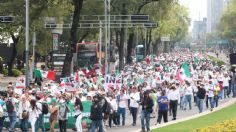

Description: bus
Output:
[136,44,144,62]
[76,42,104,76]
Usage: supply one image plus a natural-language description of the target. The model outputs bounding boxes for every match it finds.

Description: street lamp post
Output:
[25,0,30,86]
[104,0,111,74]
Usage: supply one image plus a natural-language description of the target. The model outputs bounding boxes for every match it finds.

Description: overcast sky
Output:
[179,0,207,30]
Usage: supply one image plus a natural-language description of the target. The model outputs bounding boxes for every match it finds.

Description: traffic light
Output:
[0,16,13,23]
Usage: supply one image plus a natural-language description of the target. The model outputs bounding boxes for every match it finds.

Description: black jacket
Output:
[90,102,103,121]
[141,96,154,112]
[197,88,206,99]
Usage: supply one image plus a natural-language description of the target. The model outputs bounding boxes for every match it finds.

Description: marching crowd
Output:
[0,52,235,132]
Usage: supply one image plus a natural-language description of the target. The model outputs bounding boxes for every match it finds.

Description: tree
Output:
[0,0,71,76]
[61,0,84,77]
[219,0,236,53]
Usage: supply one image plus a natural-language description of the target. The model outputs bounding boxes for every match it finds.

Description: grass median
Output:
[151,102,236,132]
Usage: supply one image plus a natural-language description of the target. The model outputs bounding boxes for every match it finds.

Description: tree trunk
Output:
[61,0,83,77]
[119,28,125,71]
[146,29,152,55]
[127,33,134,64]
[8,34,19,76]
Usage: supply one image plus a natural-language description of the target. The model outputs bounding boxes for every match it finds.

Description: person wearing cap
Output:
[49,98,59,132]
[140,90,153,132]
[90,94,104,132]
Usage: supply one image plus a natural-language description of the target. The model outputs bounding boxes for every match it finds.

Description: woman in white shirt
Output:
[18,95,30,132]
[29,99,39,132]
[109,95,118,128]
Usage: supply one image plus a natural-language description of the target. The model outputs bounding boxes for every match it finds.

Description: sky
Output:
[179,0,207,30]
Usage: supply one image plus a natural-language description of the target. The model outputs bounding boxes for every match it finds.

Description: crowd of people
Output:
[0,52,235,132]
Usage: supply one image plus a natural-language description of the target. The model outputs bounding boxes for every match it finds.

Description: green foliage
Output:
[21,69,26,75]
[220,0,236,39]
[2,69,8,76]
[152,103,236,132]
[207,55,225,66]
[12,69,22,77]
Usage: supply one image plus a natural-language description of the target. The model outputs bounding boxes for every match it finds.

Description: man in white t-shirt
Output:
[223,73,230,98]
[129,87,140,126]
[117,90,128,126]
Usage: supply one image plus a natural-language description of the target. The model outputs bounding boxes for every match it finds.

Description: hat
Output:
[50,98,57,104]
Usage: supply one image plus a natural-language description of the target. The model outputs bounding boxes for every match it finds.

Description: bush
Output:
[21,69,26,75]
[12,69,22,77]
[2,69,8,76]
[207,55,225,67]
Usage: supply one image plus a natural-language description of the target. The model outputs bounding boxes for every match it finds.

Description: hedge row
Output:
[2,69,23,77]
[207,55,225,66]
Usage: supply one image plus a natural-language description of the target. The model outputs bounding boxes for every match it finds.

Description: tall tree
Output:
[0,0,71,76]
[61,0,84,77]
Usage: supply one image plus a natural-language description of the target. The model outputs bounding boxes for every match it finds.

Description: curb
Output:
[132,98,236,132]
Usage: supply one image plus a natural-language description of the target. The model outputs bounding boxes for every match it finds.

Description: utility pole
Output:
[107,0,111,73]
[25,0,29,86]
[104,0,108,74]
[32,29,36,80]
[99,21,102,65]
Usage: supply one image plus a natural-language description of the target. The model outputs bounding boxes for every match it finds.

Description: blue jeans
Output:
[184,95,192,110]
[117,107,126,126]
[197,97,204,113]
[233,84,236,97]
[141,110,151,131]
[180,96,184,109]
[130,107,138,125]
[91,120,103,132]
[35,114,45,132]
[224,86,229,98]
[218,90,223,99]
[20,119,28,132]
[214,95,219,107]
[8,112,17,132]
[209,97,214,109]
[0,117,5,132]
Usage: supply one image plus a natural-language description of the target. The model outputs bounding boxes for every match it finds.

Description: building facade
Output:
[207,0,224,33]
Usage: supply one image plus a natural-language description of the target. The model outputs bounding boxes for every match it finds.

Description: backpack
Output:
[6,99,14,113]
[105,101,113,114]
[41,103,49,114]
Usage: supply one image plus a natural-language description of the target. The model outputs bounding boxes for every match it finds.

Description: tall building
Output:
[192,18,207,40]
[207,0,224,33]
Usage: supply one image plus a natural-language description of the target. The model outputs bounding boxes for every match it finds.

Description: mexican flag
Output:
[181,62,191,78]
[194,57,199,64]
[34,69,42,78]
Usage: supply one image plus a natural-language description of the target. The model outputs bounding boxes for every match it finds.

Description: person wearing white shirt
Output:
[223,73,230,98]
[184,83,193,110]
[168,85,180,120]
[129,87,140,126]
[117,90,128,126]
[208,81,215,111]
[109,96,118,128]
[35,93,45,132]
[29,99,39,132]
[18,95,30,132]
